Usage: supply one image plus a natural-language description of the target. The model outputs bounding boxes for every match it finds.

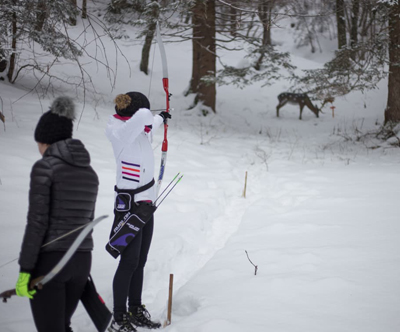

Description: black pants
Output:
[30,251,91,332]
[112,215,154,315]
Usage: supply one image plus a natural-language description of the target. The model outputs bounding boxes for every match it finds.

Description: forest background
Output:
[1,0,400,127]
[0,1,400,332]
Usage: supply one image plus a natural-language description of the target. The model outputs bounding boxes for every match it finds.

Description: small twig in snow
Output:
[245,250,258,275]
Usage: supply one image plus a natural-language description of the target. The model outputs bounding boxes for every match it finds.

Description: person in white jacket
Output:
[106,91,171,332]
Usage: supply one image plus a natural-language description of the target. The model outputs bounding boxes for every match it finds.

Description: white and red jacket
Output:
[106,108,164,202]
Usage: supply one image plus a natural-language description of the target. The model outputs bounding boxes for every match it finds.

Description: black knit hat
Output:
[114,91,150,117]
[34,96,75,144]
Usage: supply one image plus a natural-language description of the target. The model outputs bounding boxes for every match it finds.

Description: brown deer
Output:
[276,92,323,120]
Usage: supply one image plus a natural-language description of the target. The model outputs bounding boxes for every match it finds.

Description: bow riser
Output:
[162,77,170,153]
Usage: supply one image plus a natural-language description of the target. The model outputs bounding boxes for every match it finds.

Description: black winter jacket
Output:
[18,139,99,273]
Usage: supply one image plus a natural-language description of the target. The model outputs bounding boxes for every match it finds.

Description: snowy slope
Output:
[1,7,400,332]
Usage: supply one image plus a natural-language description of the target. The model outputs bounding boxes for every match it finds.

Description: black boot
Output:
[108,312,137,332]
[128,305,161,329]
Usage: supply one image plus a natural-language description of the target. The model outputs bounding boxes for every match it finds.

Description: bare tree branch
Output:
[245,250,258,275]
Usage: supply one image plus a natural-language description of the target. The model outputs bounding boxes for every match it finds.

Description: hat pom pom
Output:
[51,96,75,120]
[114,94,131,111]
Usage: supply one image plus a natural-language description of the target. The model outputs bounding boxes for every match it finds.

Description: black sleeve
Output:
[18,159,52,272]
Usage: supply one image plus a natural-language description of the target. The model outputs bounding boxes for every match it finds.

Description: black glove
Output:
[159,111,171,121]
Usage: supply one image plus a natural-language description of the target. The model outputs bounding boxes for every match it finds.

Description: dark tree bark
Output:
[254,0,274,71]
[0,48,7,77]
[188,3,201,96]
[258,0,272,47]
[0,60,6,74]
[140,2,159,75]
[140,21,157,75]
[349,0,359,60]
[69,0,77,26]
[189,0,216,113]
[230,0,237,37]
[7,11,17,82]
[336,0,347,49]
[35,0,47,31]
[385,3,400,125]
[350,0,359,48]
[82,0,87,19]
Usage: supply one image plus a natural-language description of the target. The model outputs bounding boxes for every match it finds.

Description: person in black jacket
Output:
[16,96,99,332]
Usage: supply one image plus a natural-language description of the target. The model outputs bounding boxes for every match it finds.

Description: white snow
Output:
[1,8,400,332]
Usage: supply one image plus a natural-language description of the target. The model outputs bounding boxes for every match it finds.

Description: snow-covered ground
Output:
[1,7,400,332]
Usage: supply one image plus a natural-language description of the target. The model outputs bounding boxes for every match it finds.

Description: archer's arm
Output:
[18,160,52,273]
[111,109,153,143]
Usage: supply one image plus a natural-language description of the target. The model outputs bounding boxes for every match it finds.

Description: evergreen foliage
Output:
[216,45,295,89]
[0,0,398,124]
[286,0,390,102]
[0,0,82,82]
[293,38,388,99]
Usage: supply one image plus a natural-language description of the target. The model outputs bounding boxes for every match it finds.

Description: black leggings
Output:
[113,216,154,315]
[30,251,91,332]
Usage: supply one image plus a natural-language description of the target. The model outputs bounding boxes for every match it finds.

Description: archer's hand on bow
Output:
[159,111,171,121]
[16,272,37,299]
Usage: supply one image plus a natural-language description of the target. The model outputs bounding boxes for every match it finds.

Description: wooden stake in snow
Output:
[163,274,174,327]
[242,171,248,198]
[330,105,336,118]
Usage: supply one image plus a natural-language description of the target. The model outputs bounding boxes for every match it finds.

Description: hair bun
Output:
[51,96,75,120]
[114,94,132,111]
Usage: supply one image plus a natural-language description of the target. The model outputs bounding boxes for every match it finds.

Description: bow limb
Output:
[156,22,170,196]
[0,215,108,302]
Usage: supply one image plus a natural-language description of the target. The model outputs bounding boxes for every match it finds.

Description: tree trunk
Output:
[140,21,157,75]
[350,0,359,60]
[69,0,77,26]
[0,48,7,80]
[35,0,47,31]
[350,0,359,47]
[259,0,272,47]
[188,2,201,95]
[254,0,273,71]
[230,0,237,37]
[7,11,17,82]
[189,0,216,114]
[336,0,347,49]
[385,3,400,125]
[82,0,87,18]
[140,2,159,75]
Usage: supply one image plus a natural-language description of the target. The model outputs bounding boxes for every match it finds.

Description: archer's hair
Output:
[113,92,150,117]
[114,94,131,110]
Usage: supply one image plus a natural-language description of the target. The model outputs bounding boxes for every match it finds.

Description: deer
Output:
[276,92,332,120]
